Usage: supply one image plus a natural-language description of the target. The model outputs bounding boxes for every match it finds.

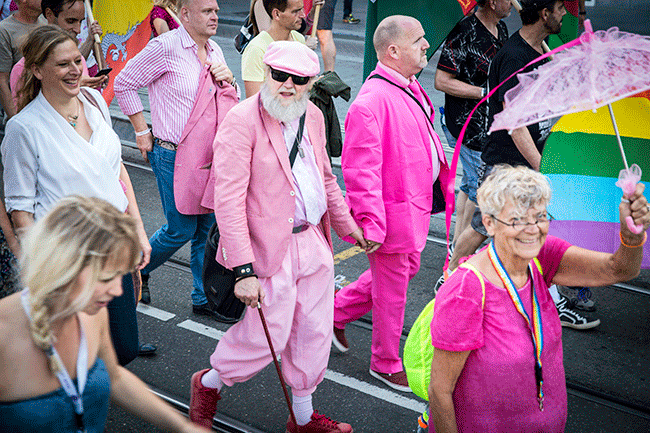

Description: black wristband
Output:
[579,11,586,15]
[233,263,255,278]
[235,274,258,283]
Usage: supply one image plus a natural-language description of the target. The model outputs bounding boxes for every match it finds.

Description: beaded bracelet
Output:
[620,231,647,248]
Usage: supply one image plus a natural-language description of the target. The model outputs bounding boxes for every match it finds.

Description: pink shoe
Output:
[286,410,354,433]
[189,368,221,428]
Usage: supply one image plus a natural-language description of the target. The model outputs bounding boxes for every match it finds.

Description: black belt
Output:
[153,136,178,151]
[292,224,309,234]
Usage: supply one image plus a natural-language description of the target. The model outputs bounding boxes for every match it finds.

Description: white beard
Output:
[260,81,309,123]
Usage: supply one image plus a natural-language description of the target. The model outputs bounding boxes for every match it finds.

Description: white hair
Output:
[477,165,552,218]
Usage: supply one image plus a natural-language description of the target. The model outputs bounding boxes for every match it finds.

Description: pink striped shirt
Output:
[114,25,234,144]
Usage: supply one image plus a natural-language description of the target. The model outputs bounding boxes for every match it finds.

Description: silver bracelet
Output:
[135,128,151,137]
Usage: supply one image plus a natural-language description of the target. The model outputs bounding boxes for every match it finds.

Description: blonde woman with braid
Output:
[0,196,210,433]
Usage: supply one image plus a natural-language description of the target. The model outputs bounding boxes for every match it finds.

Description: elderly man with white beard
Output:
[188,41,369,433]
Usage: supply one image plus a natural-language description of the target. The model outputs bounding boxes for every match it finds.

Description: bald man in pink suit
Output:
[189,41,366,433]
[333,15,452,393]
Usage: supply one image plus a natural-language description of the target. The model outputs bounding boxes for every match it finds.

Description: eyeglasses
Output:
[490,213,555,230]
[270,68,311,85]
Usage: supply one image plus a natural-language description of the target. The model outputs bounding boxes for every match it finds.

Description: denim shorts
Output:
[470,163,494,237]
[442,126,483,204]
[458,145,483,204]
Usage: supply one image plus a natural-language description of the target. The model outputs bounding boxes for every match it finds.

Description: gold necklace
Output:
[67,98,80,128]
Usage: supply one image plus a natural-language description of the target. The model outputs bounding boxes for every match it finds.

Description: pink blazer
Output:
[173,67,239,215]
[212,94,358,277]
[342,65,452,254]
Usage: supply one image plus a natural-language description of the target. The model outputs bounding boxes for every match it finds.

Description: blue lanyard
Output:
[21,289,88,432]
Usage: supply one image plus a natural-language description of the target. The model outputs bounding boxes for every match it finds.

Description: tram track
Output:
[123,157,650,300]
[157,256,650,427]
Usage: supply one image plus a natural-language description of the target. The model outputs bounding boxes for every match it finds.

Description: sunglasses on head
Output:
[270,68,311,85]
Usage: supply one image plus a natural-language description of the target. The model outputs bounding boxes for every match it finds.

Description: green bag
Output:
[403,263,486,401]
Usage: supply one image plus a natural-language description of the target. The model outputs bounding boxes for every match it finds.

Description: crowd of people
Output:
[0,0,647,432]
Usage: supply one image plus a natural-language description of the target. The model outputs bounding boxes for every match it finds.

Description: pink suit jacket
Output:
[342,65,452,254]
[173,67,239,215]
[212,94,358,277]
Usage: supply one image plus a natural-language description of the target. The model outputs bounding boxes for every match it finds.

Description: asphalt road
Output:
[103,2,650,431]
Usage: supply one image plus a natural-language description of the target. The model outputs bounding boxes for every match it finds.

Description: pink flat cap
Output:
[263,41,320,77]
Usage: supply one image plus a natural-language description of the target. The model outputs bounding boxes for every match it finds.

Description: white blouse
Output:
[2,88,128,220]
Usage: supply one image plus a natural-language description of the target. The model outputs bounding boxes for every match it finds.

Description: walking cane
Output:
[311,4,322,38]
[257,304,299,429]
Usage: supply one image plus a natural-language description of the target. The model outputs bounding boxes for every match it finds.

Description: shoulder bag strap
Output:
[457,262,486,309]
[288,112,306,168]
[368,74,434,131]
[80,87,110,125]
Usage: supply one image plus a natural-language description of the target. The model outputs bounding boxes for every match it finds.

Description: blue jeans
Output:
[145,144,215,306]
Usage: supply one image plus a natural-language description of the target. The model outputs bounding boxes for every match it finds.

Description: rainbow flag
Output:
[93,1,153,104]
[541,92,650,268]
[362,0,476,80]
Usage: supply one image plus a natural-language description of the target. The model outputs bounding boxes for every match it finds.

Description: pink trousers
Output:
[210,226,334,396]
[334,250,421,373]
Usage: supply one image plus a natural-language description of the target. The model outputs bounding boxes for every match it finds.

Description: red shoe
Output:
[189,368,221,428]
[369,368,412,393]
[332,326,349,353]
[286,411,354,433]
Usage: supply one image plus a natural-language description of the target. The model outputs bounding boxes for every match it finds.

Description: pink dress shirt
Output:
[114,25,235,144]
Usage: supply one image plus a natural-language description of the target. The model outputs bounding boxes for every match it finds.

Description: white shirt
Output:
[281,117,327,227]
[2,88,128,220]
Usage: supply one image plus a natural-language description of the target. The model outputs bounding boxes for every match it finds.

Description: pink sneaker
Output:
[286,411,354,433]
[189,368,221,428]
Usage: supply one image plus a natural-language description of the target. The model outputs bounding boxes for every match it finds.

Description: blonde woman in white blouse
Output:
[2,25,152,366]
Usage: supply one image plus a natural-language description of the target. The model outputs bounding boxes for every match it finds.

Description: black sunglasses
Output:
[270,68,311,85]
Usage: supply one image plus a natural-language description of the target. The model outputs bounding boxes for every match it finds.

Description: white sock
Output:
[201,369,223,391]
[549,284,561,303]
[292,393,313,426]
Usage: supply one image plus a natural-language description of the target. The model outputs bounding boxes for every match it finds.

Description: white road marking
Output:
[167,319,426,413]
[136,303,176,321]
[324,370,426,413]
[177,319,226,340]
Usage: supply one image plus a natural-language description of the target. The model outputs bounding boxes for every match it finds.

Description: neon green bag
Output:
[403,263,486,401]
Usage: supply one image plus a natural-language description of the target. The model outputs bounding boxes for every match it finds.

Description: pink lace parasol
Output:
[490,21,650,233]
[490,22,650,132]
